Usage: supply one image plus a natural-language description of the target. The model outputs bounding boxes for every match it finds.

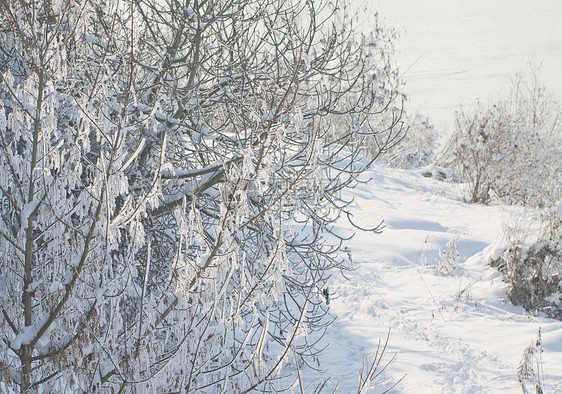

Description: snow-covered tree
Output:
[0,0,402,391]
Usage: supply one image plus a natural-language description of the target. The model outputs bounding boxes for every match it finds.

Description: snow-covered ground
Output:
[305,165,562,393]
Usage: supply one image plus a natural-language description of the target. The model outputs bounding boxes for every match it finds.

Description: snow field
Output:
[306,165,562,393]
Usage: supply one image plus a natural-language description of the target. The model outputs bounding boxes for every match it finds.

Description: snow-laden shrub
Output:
[490,203,562,319]
[491,242,562,318]
[329,15,407,165]
[328,19,438,171]
[374,112,438,169]
[441,68,562,206]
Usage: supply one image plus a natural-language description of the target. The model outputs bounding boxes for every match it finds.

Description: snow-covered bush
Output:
[330,20,437,171]
[331,19,439,170]
[375,113,438,169]
[0,0,402,391]
[328,15,408,165]
[490,203,562,319]
[491,242,562,318]
[441,68,562,206]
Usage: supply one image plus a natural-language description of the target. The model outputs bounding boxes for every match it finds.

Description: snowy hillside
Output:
[306,165,562,393]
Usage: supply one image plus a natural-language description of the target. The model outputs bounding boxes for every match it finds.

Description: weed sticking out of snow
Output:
[356,330,404,394]
[420,236,462,276]
[436,236,462,277]
[518,328,545,394]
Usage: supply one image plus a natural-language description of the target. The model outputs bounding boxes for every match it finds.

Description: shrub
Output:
[375,112,438,169]
[329,14,407,165]
[490,202,562,319]
[327,15,438,170]
[441,68,562,206]
[491,242,562,319]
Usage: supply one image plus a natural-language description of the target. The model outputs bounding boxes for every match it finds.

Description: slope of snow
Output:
[306,165,562,393]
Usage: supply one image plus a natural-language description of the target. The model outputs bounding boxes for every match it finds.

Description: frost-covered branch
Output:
[0,0,404,391]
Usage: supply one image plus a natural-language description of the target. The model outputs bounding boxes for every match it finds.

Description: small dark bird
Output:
[322,288,330,305]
